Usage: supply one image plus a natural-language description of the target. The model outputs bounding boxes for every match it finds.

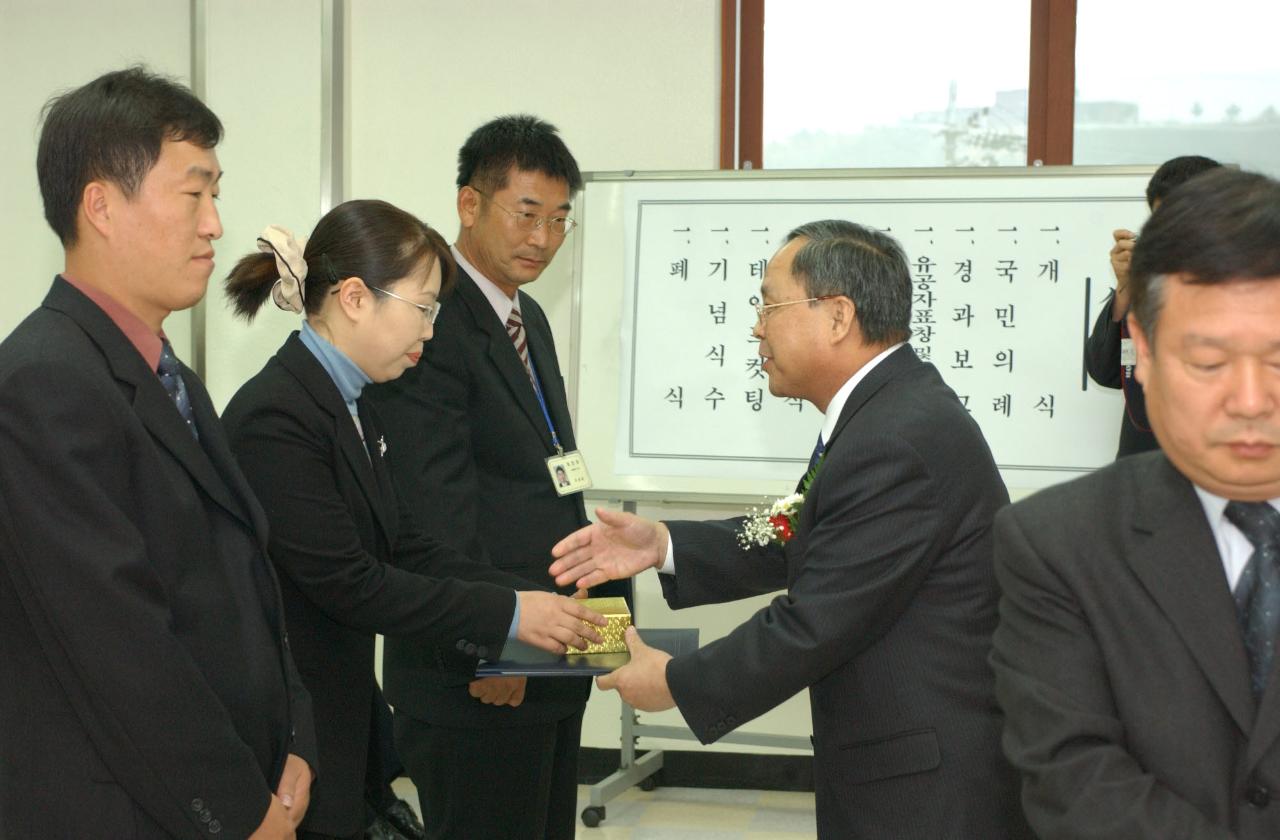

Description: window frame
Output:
[721,0,1077,169]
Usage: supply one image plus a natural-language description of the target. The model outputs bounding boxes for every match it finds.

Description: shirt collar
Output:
[451,243,520,324]
[298,320,372,415]
[1193,485,1280,526]
[61,274,167,373]
[820,343,906,445]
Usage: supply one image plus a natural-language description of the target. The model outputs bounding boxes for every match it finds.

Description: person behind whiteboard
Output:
[1085,155,1220,458]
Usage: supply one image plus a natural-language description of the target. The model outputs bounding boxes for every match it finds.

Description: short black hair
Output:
[456,114,583,194]
[1145,155,1221,208]
[785,220,912,345]
[1130,168,1280,341]
[37,66,222,246]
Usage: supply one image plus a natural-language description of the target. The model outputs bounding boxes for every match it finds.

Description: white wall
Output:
[347,0,723,357]
[201,0,325,408]
[0,0,193,358]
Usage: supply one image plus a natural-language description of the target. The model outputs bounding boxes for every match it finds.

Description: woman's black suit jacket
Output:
[222,332,531,836]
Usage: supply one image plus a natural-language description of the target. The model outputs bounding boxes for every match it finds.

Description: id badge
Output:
[1120,337,1137,368]
[546,450,593,496]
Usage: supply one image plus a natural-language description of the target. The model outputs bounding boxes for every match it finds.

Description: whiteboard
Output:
[567,166,1154,502]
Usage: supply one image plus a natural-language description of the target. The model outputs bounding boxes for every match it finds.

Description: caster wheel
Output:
[638,775,658,791]
[581,806,606,827]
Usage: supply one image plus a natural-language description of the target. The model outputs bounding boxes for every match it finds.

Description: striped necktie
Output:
[506,308,533,381]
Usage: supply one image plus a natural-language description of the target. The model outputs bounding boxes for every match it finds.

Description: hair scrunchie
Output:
[256,225,309,314]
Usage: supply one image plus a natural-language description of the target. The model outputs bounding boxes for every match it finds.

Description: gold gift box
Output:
[568,597,631,655]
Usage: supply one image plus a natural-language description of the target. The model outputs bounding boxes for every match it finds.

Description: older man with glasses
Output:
[550,220,1032,839]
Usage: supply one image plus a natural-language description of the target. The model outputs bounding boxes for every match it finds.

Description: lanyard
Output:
[527,355,563,454]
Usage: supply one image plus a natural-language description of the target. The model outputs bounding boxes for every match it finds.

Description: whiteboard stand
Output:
[580,500,814,829]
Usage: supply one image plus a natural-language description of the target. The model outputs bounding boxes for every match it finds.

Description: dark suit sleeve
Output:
[661,517,788,607]
[227,400,516,652]
[989,506,1235,840]
[664,433,959,744]
[0,363,273,839]
[1085,290,1124,389]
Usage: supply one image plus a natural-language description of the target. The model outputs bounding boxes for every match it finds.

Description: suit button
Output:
[191,798,204,811]
[476,645,488,659]
[1246,784,1270,808]
[209,819,222,834]
[456,639,467,651]
[200,809,212,823]
[465,643,477,656]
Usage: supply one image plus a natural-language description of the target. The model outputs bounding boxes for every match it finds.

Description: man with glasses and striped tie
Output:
[368,114,610,840]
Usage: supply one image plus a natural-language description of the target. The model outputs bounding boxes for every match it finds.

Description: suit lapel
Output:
[824,345,917,456]
[796,345,918,495]
[1127,456,1255,735]
[182,362,265,536]
[523,298,573,450]
[456,270,554,451]
[44,279,255,529]
[277,335,396,544]
[358,400,399,539]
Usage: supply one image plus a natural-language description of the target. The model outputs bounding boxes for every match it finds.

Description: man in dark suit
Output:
[991,168,1280,839]
[1085,154,1221,459]
[549,220,1030,839]
[0,68,316,838]
[367,115,603,839]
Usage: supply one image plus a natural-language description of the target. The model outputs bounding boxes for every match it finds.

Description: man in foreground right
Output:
[993,168,1280,839]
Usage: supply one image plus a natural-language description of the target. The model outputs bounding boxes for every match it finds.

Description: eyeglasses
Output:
[753,295,840,322]
[472,187,577,236]
[370,285,442,325]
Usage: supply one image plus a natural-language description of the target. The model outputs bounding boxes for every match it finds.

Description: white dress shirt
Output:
[452,243,520,322]
[1193,486,1280,591]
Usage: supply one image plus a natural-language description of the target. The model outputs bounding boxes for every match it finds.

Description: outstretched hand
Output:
[548,507,669,589]
[516,591,606,654]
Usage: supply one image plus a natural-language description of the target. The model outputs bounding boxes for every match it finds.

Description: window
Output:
[762,1,1031,168]
[732,0,1280,174]
[1073,0,1280,175]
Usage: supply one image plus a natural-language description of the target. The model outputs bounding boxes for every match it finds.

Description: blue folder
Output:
[474,628,700,677]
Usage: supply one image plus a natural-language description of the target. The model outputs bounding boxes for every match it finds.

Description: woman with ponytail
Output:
[221,199,604,840]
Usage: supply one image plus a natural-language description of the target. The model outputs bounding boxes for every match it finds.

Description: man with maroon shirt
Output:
[0,67,316,839]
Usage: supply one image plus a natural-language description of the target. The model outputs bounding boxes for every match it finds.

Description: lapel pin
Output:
[377,436,387,457]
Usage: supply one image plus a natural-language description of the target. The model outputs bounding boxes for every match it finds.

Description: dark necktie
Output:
[506,309,533,382]
[807,434,826,471]
[157,340,199,440]
[1225,500,1280,700]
